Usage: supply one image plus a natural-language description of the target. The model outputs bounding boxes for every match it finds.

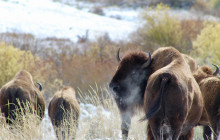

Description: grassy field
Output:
[0,88,204,140]
[0,0,219,139]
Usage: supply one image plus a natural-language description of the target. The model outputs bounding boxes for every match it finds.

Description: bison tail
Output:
[7,87,25,123]
[141,73,171,121]
[55,98,66,127]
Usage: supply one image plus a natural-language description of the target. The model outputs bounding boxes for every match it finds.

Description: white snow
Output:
[40,103,112,139]
[0,0,219,43]
[80,103,111,120]
[0,0,138,42]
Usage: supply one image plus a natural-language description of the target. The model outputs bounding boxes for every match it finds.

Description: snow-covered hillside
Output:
[0,0,138,42]
[0,0,219,43]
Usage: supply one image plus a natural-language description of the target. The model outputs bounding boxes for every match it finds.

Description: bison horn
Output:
[213,64,219,76]
[36,82,43,91]
[142,52,151,68]
[117,48,121,62]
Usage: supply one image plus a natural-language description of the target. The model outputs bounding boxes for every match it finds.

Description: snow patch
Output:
[39,103,111,139]
[0,0,137,42]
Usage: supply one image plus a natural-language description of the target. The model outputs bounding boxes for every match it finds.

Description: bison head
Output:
[109,49,152,111]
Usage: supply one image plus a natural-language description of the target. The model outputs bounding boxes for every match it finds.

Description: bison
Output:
[193,65,220,140]
[109,47,203,140]
[48,86,80,140]
[0,70,45,124]
[143,47,203,140]
[109,49,152,139]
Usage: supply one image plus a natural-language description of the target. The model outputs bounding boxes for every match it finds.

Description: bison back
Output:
[49,97,79,127]
[144,71,189,121]
[0,86,31,124]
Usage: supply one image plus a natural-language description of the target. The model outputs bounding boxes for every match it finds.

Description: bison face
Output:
[109,50,151,111]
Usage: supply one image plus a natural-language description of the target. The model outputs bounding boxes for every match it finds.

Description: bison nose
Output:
[109,83,120,93]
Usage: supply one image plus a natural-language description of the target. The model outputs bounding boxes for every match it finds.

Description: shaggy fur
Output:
[109,50,152,139]
[48,86,80,140]
[193,65,220,140]
[143,47,203,140]
[182,54,198,73]
[0,70,45,124]
[109,47,202,139]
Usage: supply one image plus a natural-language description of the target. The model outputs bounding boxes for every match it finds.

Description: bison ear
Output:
[117,48,121,62]
[142,52,151,69]
[213,64,219,76]
[36,82,43,91]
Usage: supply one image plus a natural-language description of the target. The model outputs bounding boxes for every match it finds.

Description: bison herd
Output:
[109,47,220,140]
[0,46,219,140]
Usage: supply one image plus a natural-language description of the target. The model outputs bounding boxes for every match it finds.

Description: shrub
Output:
[191,23,220,65]
[135,4,185,52]
[0,42,39,86]
[0,42,57,101]
[0,33,36,52]
[0,33,145,98]
[89,6,104,15]
[193,0,220,17]
[180,19,204,53]
[34,34,118,97]
[213,0,220,16]
[132,4,204,53]
[57,0,194,8]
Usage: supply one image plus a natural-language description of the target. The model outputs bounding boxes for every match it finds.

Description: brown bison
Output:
[0,70,45,124]
[109,47,203,140]
[143,47,203,140]
[48,86,80,140]
[109,49,152,139]
[193,65,220,140]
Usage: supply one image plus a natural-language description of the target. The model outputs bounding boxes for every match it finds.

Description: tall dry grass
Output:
[0,101,45,140]
[0,86,204,140]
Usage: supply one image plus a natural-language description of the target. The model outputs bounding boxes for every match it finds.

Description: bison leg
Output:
[146,123,155,140]
[148,118,163,140]
[121,111,131,140]
[213,118,220,140]
[203,125,212,140]
[178,128,194,140]
[149,117,183,140]
[169,117,184,140]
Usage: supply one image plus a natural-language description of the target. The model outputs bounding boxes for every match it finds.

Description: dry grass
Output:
[0,86,204,140]
[0,102,45,140]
